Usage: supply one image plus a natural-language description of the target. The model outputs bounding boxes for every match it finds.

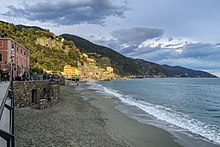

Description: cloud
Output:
[99,27,165,54]
[125,38,220,70]
[92,30,220,71]
[2,0,129,25]
[111,27,164,44]
[90,27,220,72]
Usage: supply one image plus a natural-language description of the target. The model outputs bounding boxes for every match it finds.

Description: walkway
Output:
[0,82,10,146]
[0,82,10,105]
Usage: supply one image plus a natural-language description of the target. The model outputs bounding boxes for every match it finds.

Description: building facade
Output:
[0,38,30,80]
[63,65,80,79]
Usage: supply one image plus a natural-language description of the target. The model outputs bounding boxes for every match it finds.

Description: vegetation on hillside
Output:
[61,34,143,76]
[61,34,217,78]
[0,21,81,72]
[0,21,217,78]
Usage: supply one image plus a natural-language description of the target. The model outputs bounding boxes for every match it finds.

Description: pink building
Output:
[0,38,30,80]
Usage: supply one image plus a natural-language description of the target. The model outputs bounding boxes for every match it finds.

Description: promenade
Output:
[0,82,10,105]
[0,81,10,146]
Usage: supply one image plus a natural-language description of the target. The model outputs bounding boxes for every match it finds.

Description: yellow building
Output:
[64,65,80,77]
[106,67,113,73]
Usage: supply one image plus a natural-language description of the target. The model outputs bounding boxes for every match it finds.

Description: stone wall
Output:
[13,81,60,108]
[49,85,60,102]
[59,78,65,85]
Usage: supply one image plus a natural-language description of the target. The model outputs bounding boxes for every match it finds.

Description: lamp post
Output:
[10,49,14,81]
[0,62,1,82]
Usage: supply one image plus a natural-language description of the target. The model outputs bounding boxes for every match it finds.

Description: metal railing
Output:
[0,82,14,147]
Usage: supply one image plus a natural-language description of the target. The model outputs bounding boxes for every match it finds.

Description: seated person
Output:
[44,93,49,100]
[44,93,51,102]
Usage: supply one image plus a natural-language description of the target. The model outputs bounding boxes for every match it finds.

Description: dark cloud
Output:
[92,28,220,70]
[2,0,129,25]
[111,27,164,44]
[124,41,220,71]
[168,37,173,42]
[181,43,220,58]
[94,30,220,71]
[104,27,165,55]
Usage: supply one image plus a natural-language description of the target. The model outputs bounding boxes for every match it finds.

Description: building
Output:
[63,65,80,79]
[106,66,113,73]
[0,38,30,80]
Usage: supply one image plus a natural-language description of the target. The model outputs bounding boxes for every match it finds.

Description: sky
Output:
[1,0,220,77]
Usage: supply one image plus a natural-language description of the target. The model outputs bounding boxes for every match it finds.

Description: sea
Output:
[87,78,220,146]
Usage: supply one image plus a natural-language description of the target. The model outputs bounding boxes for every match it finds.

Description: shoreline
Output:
[79,80,220,147]
[75,81,182,147]
[14,80,219,147]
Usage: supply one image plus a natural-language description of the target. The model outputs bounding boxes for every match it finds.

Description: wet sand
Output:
[15,81,182,147]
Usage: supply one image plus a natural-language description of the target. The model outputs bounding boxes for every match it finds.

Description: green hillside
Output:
[61,34,142,76]
[0,20,217,78]
[0,21,82,72]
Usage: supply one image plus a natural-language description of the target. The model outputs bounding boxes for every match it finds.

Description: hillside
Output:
[0,21,117,80]
[0,21,82,72]
[61,34,143,77]
[0,20,217,78]
[161,65,216,78]
[61,34,217,78]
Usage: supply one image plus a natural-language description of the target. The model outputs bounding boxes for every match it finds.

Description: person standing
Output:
[4,74,7,82]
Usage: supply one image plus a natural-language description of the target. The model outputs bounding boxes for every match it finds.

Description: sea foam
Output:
[88,82,220,145]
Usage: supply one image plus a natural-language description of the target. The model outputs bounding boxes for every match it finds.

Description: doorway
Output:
[32,89,37,104]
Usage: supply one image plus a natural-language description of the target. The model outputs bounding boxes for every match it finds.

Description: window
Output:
[12,43,14,49]
[20,58,22,65]
[24,51,26,55]
[17,47,19,52]
[0,41,3,48]
[21,48,22,53]
[0,53,2,61]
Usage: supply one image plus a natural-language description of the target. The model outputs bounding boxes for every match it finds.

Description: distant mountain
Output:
[161,65,216,78]
[61,34,217,78]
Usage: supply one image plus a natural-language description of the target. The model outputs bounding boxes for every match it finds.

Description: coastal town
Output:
[0,36,183,147]
[0,37,124,147]
[0,37,115,82]
[0,15,220,147]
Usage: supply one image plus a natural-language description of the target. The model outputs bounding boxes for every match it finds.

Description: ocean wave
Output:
[89,82,220,145]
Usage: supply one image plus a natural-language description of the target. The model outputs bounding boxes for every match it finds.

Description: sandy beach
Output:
[15,81,182,147]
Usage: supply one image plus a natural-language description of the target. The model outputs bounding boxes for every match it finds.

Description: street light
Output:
[10,49,14,81]
[0,62,1,82]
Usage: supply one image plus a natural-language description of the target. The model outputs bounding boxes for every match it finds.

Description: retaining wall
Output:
[13,81,60,108]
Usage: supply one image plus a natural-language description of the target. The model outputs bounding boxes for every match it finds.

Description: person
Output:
[44,93,49,100]
[44,93,51,102]
[4,74,7,82]
[76,78,79,86]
